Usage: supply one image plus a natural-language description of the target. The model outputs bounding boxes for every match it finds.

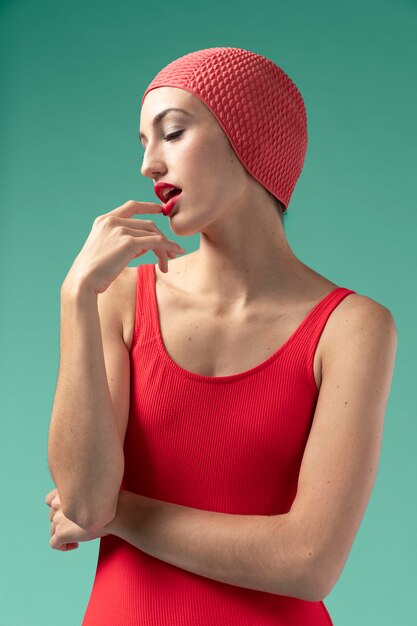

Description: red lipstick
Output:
[162,190,182,216]
[154,182,183,216]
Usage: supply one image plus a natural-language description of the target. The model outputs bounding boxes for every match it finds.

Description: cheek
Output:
[204,144,234,182]
[182,135,243,206]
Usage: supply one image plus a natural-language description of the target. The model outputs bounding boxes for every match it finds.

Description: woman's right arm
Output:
[46,200,185,532]
[47,277,126,533]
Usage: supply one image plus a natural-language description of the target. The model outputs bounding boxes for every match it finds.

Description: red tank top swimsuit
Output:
[82,262,357,625]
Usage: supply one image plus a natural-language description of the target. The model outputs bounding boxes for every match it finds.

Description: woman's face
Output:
[139,87,252,236]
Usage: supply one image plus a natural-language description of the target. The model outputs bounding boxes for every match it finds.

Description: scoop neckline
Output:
[149,263,343,384]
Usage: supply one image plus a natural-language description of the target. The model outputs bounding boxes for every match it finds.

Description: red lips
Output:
[154,182,182,216]
[162,191,182,216]
[154,182,182,203]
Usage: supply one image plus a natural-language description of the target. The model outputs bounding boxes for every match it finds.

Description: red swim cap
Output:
[142,47,308,210]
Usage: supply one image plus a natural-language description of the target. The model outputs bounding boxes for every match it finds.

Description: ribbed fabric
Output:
[82,263,357,625]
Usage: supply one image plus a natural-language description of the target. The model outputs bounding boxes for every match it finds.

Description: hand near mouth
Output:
[62,199,186,294]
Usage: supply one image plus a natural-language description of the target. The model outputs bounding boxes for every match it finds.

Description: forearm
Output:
[47,282,124,530]
[104,490,315,599]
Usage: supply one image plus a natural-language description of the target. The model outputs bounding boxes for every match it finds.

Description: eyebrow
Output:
[139,107,193,141]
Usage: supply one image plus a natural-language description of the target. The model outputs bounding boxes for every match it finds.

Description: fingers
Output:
[109,216,172,240]
[132,235,185,262]
[45,488,58,506]
[49,517,79,551]
[132,235,184,250]
[101,215,186,252]
[116,222,185,249]
[49,497,60,522]
[49,536,79,551]
[50,496,60,510]
[47,492,79,552]
[158,249,169,273]
[109,200,163,218]
[53,540,79,551]
[95,211,186,263]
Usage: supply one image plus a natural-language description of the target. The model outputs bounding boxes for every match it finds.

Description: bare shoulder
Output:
[115,254,199,350]
[320,291,398,368]
[106,259,189,351]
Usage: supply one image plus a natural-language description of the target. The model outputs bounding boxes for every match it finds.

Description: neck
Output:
[182,209,308,310]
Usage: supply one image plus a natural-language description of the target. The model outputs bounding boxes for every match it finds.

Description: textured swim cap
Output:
[141,47,308,210]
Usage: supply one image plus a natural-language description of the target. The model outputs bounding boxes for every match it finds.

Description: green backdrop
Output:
[1,0,416,624]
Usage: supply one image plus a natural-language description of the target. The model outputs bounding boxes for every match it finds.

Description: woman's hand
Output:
[62,200,186,295]
[45,488,110,551]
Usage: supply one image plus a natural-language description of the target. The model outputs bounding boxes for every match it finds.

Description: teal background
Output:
[1,0,416,624]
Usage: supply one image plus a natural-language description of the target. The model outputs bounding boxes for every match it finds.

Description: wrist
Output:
[61,255,102,298]
[61,275,98,303]
[100,490,156,546]
[100,492,124,537]
[100,490,135,539]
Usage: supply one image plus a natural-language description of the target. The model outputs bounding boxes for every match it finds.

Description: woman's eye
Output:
[140,130,184,154]
[164,130,184,142]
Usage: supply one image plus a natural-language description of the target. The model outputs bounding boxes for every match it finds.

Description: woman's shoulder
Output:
[319,288,396,363]
[293,263,396,367]
[295,262,393,320]
[115,262,187,350]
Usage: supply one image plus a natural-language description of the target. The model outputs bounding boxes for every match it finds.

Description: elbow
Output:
[285,514,339,602]
[66,500,118,533]
[301,575,332,603]
[50,485,118,533]
[87,501,119,533]
[300,551,339,602]
[48,459,124,533]
[56,497,117,532]
[61,487,120,533]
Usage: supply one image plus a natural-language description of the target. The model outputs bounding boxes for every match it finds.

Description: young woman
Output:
[46,47,397,625]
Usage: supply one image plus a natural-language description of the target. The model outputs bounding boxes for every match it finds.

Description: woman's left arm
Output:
[286,296,397,598]
[103,297,397,602]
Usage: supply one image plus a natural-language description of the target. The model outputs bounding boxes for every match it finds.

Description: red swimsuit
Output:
[82,262,356,625]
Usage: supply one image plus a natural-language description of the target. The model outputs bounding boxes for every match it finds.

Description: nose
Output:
[140,142,166,179]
